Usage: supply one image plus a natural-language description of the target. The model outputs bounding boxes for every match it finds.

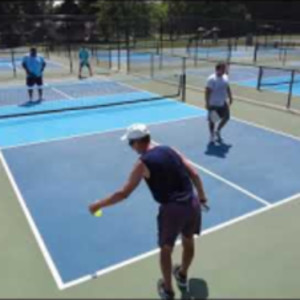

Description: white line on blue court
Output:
[0,151,65,290]
[151,140,271,207]
[61,192,300,290]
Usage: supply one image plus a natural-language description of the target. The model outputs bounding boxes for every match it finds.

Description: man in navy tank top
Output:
[89,124,208,300]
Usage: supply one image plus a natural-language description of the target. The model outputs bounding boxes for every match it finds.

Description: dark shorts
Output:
[157,198,202,248]
[208,103,230,121]
[26,76,43,87]
[80,61,91,68]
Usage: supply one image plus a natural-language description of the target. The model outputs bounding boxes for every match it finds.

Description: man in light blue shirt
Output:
[78,47,93,79]
[22,48,46,102]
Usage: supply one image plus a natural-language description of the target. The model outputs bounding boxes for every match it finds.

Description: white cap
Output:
[121,123,150,141]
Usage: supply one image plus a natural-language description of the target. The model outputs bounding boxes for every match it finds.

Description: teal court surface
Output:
[0,76,300,292]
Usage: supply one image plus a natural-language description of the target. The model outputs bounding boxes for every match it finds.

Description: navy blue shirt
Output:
[140,146,194,205]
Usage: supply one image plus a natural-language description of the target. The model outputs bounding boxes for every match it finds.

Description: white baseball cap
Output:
[121,123,150,141]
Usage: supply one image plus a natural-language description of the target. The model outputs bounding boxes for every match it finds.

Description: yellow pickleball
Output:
[93,209,103,217]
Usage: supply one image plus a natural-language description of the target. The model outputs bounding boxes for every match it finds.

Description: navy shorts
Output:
[157,198,201,248]
[80,61,91,68]
[208,103,230,121]
[26,76,43,87]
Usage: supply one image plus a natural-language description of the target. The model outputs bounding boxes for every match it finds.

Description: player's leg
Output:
[216,103,230,141]
[78,62,83,79]
[174,201,201,289]
[26,77,34,102]
[180,236,195,278]
[87,62,93,76]
[157,205,181,299]
[159,245,174,294]
[37,77,43,102]
[208,108,215,143]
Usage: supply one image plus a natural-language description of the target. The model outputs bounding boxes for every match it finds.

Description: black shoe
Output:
[157,279,175,300]
[173,265,188,289]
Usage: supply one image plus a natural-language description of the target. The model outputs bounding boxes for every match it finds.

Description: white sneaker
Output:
[209,134,215,143]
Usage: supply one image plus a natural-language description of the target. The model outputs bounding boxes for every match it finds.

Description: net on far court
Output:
[0,74,185,119]
[257,66,300,89]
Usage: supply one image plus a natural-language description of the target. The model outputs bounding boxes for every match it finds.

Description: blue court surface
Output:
[0,78,300,289]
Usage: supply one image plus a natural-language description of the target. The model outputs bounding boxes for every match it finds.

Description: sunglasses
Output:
[128,140,135,147]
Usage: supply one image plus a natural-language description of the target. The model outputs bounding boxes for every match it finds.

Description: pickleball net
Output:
[0,73,185,119]
[257,66,300,89]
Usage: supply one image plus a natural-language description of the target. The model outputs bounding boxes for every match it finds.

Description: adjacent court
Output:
[0,77,300,291]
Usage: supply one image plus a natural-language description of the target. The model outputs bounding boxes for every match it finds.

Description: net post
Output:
[257,66,263,90]
[150,53,154,78]
[181,57,187,102]
[287,70,295,109]
[11,48,17,78]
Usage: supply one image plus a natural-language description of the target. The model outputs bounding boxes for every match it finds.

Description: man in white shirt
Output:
[22,48,46,103]
[205,62,233,143]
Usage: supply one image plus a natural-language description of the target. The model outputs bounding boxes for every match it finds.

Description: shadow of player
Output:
[205,141,232,158]
[19,99,43,107]
[180,278,209,300]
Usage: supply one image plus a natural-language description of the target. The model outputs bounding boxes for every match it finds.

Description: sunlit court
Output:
[0,1,300,299]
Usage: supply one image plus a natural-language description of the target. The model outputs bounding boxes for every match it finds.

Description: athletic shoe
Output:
[215,131,223,143]
[209,133,215,143]
[173,265,188,289]
[157,279,175,300]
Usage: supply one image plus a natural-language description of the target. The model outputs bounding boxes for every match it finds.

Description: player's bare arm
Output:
[174,150,208,205]
[89,161,145,214]
[205,87,211,109]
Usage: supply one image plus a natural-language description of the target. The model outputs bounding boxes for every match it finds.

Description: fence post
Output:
[287,70,295,109]
[108,46,112,69]
[253,43,258,63]
[117,39,121,71]
[181,57,186,102]
[68,44,73,74]
[11,48,17,78]
[150,53,154,78]
[256,66,263,90]
[126,31,130,74]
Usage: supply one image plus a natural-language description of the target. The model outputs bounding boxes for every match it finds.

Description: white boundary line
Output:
[50,87,74,100]
[0,151,65,290]
[0,77,299,290]
[61,192,300,290]
[188,159,271,207]
[151,140,271,207]
[1,115,202,150]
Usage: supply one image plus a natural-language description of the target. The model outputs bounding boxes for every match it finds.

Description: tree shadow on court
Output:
[180,278,209,300]
[205,141,232,158]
